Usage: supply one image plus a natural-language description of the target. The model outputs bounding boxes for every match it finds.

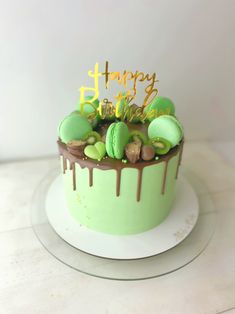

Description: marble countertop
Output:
[0,141,235,314]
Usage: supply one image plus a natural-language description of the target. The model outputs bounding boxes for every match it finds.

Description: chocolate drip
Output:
[175,141,184,179]
[72,162,76,191]
[137,168,143,202]
[89,168,93,187]
[116,169,122,197]
[161,160,169,195]
[58,139,183,202]
[63,156,67,174]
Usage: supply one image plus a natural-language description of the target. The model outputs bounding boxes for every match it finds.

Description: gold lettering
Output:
[102,61,110,89]
[145,73,158,93]
[110,71,121,81]
[79,61,159,120]
[142,88,158,107]
[79,62,101,104]
[118,71,134,88]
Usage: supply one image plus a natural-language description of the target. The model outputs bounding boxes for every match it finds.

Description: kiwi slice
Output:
[129,131,147,145]
[82,131,101,145]
[150,137,172,155]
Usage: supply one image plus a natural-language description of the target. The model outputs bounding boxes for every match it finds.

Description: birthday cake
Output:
[57,62,184,235]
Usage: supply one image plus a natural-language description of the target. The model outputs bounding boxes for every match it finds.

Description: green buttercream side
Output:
[61,151,180,235]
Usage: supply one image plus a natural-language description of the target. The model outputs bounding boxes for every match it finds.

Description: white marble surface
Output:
[0,141,235,314]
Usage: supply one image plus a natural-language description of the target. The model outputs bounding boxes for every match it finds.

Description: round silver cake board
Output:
[31,167,216,280]
[46,175,199,259]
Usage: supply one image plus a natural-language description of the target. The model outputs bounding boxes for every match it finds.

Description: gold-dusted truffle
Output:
[125,142,141,163]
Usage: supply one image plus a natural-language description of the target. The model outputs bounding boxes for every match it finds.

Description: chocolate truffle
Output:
[141,145,155,161]
[125,142,141,163]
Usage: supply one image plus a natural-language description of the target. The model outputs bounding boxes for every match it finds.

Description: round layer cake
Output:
[57,106,184,235]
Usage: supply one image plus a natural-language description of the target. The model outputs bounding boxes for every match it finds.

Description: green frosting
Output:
[144,96,175,121]
[58,114,92,144]
[61,152,180,234]
[106,122,129,159]
[148,115,183,147]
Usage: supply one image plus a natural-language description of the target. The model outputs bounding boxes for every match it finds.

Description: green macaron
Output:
[115,93,128,117]
[77,95,101,127]
[144,96,175,121]
[148,115,183,147]
[58,114,92,144]
[163,114,184,134]
[106,122,129,159]
[76,95,99,115]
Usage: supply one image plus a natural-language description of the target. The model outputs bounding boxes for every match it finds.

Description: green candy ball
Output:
[58,114,92,144]
[144,96,175,122]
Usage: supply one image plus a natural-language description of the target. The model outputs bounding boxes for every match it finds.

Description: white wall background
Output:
[0,0,235,160]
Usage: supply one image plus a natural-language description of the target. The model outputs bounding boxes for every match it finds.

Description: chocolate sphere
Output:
[141,145,155,161]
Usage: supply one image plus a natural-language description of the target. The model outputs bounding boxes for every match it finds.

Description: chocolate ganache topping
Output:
[58,127,184,202]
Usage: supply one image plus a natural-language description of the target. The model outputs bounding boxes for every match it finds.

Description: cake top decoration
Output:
[58,62,183,162]
[78,61,171,123]
[79,61,158,107]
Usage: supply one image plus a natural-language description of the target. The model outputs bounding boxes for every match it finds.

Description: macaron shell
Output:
[105,123,116,158]
[148,115,183,147]
[76,96,101,125]
[76,96,99,114]
[106,122,129,159]
[112,122,129,159]
[58,114,92,144]
[163,114,184,134]
[144,96,175,121]
[145,96,175,113]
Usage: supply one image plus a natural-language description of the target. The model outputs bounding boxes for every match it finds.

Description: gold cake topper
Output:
[79,61,161,122]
